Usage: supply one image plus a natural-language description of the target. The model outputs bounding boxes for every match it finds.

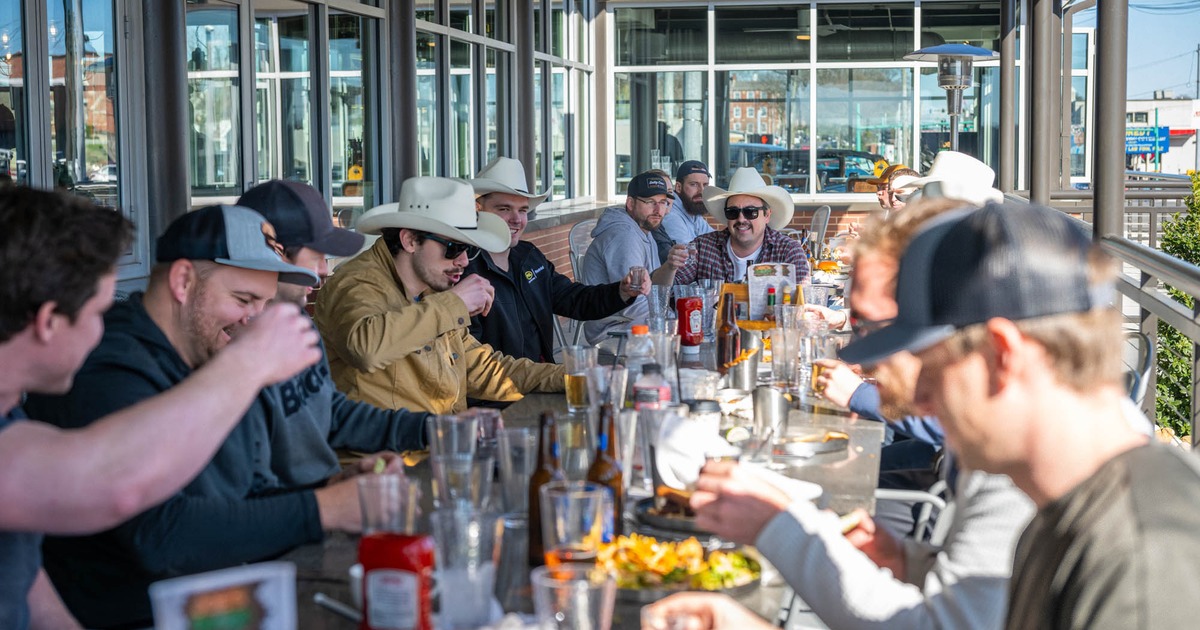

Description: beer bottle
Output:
[528,412,564,567]
[717,294,741,376]
[586,403,624,539]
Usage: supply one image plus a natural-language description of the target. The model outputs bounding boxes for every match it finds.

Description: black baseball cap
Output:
[839,202,1107,366]
[627,171,675,199]
[236,180,365,257]
[675,160,710,181]
[156,205,319,287]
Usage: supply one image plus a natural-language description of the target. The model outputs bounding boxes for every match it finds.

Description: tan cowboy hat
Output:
[355,177,511,253]
[702,167,795,230]
[469,156,549,205]
[907,151,1004,207]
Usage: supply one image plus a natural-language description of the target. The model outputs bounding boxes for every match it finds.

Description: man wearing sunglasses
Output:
[316,177,564,415]
[669,166,809,286]
[581,170,691,344]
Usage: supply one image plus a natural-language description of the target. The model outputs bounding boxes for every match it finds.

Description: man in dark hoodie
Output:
[464,157,644,363]
[580,170,690,344]
[237,180,430,486]
[24,205,369,629]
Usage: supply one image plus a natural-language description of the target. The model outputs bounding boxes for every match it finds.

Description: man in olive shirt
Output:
[840,201,1199,629]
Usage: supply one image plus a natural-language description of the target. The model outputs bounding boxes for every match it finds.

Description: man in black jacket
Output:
[24,205,370,629]
[466,157,645,362]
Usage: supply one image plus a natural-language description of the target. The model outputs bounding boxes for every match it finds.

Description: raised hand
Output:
[690,461,791,546]
[449,274,496,317]
[225,302,321,386]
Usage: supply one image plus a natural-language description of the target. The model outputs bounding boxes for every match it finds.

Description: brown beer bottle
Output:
[586,403,624,539]
[717,293,741,376]
[528,412,564,567]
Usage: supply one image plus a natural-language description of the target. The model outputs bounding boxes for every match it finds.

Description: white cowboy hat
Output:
[702,167,795,230]
[355,177,511,253]
[890,174,921,194]
[469,156,550,205]
[907,151,1004,207]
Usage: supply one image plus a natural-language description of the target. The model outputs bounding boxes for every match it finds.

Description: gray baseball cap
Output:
[155,204,319,287]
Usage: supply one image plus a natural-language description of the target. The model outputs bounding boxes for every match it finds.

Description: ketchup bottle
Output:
[358,475,435,630]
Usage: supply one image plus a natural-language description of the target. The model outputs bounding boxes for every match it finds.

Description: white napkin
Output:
[654,412,739,490]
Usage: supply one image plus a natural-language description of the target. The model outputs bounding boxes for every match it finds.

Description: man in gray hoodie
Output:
[580,170,689,344]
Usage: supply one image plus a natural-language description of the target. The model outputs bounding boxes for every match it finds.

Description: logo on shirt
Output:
[525,265,546,283]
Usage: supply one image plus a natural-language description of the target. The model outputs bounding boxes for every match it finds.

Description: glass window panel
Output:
[533,0,543,53]
[485,48,509,163]
[254,2,311,185]
[448,0,472,33]
[416,0,438,24]
[416,31,438,176]
[254,17,272,74]
[48,0,119,207]
[534,62,543,188]
[485,0,509,42]
[551,1,566,58]
[575,68,590,197]
[815,68,910,193]
[573,0,588,63]
[330,12,379,227]
[815,4,915,62]
[919,66,998,171]
[0,0,28,186]
[615,8,706,66]
[449,39,473,178]
[187,2,240,198]
[550,65,566,197]
[715,5,810,65]
[1070,76,1086,177]
[919,2,1000,51]
[614,71,708,193]
[1071,32,1088,70]
[715,70,810,191]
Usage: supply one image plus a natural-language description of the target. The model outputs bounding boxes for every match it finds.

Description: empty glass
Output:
[531,564,615,630]
[770,327,802,396]
[497,427,537,515]
[584,364,628,411]
[358,473,419,535]
[430,450,494,510]
[697,279,723,343]
[430,508,501,629]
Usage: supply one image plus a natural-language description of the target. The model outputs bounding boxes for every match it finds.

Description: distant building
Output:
[1126,92,1200,174]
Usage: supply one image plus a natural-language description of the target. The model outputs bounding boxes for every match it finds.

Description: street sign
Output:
[1125,126,1169,154]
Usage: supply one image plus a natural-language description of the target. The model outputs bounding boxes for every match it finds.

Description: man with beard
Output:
[24,205,369,629]
[668,166,809,285]
[0,189,322,630]
[316,176,564,414]
[643,199,1036,630]
[581,170,689,344]
[464,158,644,363]
[237,180,431,487]
[660,160,714,246]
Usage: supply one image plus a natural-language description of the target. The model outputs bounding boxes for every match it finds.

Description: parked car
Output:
[749,149,887,193]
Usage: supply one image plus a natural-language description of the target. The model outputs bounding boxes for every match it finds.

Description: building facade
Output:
[0,0,1091,287]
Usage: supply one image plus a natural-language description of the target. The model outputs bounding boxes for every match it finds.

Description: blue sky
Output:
[1075,3,1200,99]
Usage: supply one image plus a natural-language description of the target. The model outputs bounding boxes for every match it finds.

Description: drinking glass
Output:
[426,415,478,459]
[430,450,494,510]
[531,564,615,630]
[562,345,599,412]
[559,409,595,480]
[697,279,723,343]
[628,266,647,293]
[770,327,802,396]
[538,481,608,567]
[584,365,628,411]
[458,408,504,454]
[648,285,673,321]
[497,427,537,515]
[358,473,419,535]
[430,508,501,629]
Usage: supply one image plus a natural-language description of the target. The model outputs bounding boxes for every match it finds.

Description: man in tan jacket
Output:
[315,176,564,414]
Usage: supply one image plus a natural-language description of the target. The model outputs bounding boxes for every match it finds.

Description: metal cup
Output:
[753,385,791,439]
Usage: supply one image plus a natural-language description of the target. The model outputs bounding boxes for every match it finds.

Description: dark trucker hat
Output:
[627,171,675,199]
[839,201,1108,366]
[237,180,364,257]
[156,204,320,287]
[675,160,710,181]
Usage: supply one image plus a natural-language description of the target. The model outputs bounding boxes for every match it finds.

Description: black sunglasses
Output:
[850,313,897,339]
[421,232,481,261]
[724,205,767,221]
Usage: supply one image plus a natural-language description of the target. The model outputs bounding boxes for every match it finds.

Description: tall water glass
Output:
[538,481,608,567]
[358,473,419,535]
[531,564,616,630]
[697,279,723,342]
[430,508,501,629]
[497,427,537,515]
[771,327,802,396]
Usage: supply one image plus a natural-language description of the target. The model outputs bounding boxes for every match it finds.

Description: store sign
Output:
[1125,126,1169,154]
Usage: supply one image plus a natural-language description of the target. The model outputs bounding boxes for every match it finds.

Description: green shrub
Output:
[1155,171,1200,437]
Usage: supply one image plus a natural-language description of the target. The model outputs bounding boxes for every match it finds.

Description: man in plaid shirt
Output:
[670,167,810,285]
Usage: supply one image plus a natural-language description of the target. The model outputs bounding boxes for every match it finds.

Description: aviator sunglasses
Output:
[422,232,481,261]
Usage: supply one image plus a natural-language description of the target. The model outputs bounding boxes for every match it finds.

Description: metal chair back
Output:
[809,205,831,257]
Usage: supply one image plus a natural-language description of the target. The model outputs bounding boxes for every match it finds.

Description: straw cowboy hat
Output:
[355,177,511,253]
[906,151,1004,207]
[702,167,795,230]
[469,156,549,205]
[863,163,911,186]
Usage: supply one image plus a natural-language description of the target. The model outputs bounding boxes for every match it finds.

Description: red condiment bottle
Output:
[677,295,704,346]
[357,475,435,630]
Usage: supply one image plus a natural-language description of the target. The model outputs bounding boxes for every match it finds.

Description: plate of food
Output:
[598,533,761,603]
[634,488,708,535]
[772,430,850,460]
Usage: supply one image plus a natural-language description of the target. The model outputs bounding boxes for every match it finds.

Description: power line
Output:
[1129,49,1196,70]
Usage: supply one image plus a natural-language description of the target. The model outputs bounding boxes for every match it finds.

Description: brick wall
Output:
[525,222,578,280]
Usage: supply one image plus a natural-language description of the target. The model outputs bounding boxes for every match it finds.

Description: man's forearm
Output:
[27,569,81,630]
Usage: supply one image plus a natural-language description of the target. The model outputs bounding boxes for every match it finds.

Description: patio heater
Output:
[904,43,998,152]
